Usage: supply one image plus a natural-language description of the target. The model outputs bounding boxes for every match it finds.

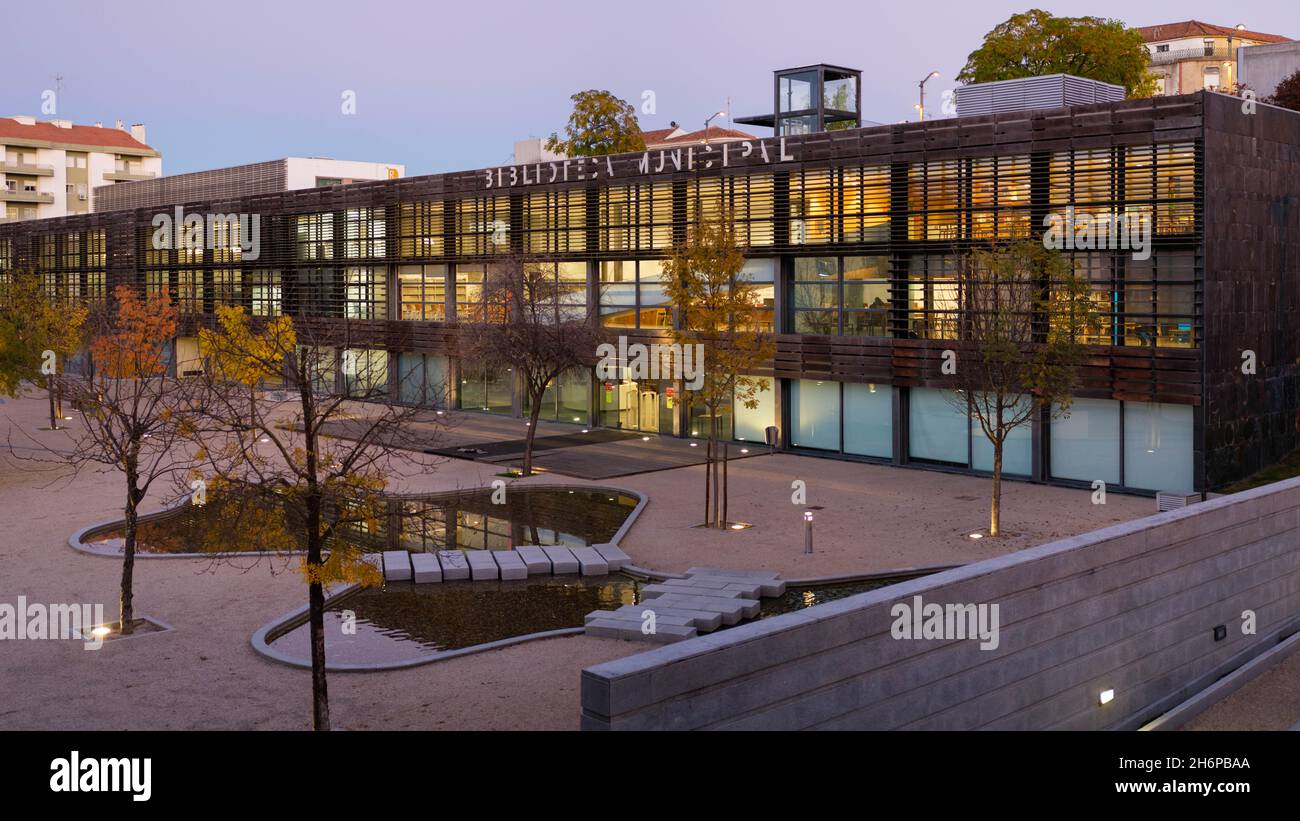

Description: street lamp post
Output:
[918,71,940,121]
[703,109,727,142]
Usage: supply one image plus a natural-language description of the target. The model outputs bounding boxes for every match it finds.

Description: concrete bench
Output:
[410,552,442,583]
[541,546,579,574]
[570,547,609,576]
[436,550,470,581]
[465,550,499,581]
[382,550,412,582]
[493,550,528,580]
[515,546,552,575]
[591,543,631,571]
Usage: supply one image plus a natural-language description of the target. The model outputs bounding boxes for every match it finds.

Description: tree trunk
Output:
[990,441,1003,537]
[703,436,711,528]
[722,443,729,528]
[307,575,330,731]
[47,378,58,430]
[522,392,544,476]
[120,469,139,635]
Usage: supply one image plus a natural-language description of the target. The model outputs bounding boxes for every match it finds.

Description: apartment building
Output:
[0,116,160,222]
[1140,20,1291,95]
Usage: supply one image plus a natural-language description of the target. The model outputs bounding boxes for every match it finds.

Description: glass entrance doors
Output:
[598,376,678,436]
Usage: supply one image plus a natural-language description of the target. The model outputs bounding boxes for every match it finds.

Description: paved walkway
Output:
[584,568,787,643]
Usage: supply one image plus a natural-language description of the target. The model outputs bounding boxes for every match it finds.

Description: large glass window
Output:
[344,267,386,319]
[250,270,282,316]
[342,207,387,258]
[456,196,510,256]
[906,255,959,340]
[734,377,775,443]
[970,396,1032,476]
[1124,251,1195,348]
[398,201,447,258]
[398,264,448,321]
[459,362,513,414]
[527,368,591,424]
[1050,398,1121,485]
[397,353,449,407]
[779,71,817,112]
[523,189,586,254]
[909,388,968,465]
[342,349,388,397]
[792,256,890,336]
[687,174,775,248]
[790,379,840,451]
[599,183,673,252]
[1124,402,1193,491]
[843,382,893,458]
[599,260,669,329]
[296,213,334,261]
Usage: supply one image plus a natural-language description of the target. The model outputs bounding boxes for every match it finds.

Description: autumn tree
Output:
[0,269,88,429]
[957,9,1159,98]
[459,258,606,476]
[41,286,202,634]
[546,90,646,157]
[191,306,434,730]
[947,241,1094,536]
[1265,68,1300,110]
[663,209,775,528]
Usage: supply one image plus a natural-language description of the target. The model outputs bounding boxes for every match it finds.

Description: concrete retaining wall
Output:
[581,477,1300,730]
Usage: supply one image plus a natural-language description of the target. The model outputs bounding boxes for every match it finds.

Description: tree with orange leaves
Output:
[56,285,206,634]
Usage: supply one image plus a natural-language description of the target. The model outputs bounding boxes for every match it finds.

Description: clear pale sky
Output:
[2,1,1295,175]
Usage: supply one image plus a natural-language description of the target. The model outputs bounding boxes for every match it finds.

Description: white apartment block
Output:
[1139,20,1291,96]
[0,115,161,222]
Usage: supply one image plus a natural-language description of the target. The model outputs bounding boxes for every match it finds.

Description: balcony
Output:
[103,169,157,182]
[0,161,55,176]
[1148,46,1234,66]
[0,188,55,204]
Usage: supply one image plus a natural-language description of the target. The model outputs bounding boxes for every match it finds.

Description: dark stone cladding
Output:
[1201,93,1300,487]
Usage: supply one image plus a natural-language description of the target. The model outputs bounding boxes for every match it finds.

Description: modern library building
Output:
[1,85,1298,495]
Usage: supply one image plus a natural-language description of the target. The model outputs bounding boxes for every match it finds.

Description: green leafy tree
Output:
[946,241,1095,536]
[1265,68,1300,110]
[663,209,775,528]
[546,90,646,157]
[0,270,88,429]
[957,9,1159,98]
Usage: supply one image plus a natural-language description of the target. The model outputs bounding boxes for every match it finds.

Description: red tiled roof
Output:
[640,127,682,145]
[650,126,756,146]
[1138,20,1291,45]
[0,118,155,152]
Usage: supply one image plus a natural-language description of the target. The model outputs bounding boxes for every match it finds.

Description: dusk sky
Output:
[4,1,1296,176]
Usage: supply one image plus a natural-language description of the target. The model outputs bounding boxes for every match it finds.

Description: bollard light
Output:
[803,510,814,555]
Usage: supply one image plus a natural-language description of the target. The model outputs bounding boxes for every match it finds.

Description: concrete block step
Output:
[641,583,744,600]
[410,552,442,583]
[465,550,499,581]
[591,543,631,571]
[493,550,528,580]
[584,609,696,628]
[437,550,470,581]
[644,594,760,624]
[661,577,764,597]
[610,604,723,632]
[570,546,609,576]
[382,550,412,581]
[515,546,552,575]
[584,619,696,643]
[542,546,579,574]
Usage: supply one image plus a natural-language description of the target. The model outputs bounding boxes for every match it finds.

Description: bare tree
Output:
[459,257,606,476]
[191,305,438,730]
[947,240,1094,536]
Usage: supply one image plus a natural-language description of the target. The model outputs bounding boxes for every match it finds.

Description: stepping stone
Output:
[465,550,499,581]
[641,583,743,600]
[686,569,785,597]
[437,550,470,581]
[584,619,696,644]
[591,543,631,571]
[687,567,781,580]
[493,551,528,580]
[409,552,442,583]
[382,551,412,581]
[610,604,723,632]
[542,547,579,574]
[663,577,765,597]
[583,609,696,628]
[515,546,552,575]
[644,593,760,625]
[570,547,609,576]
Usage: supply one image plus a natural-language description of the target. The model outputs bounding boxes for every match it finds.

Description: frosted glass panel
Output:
[1124,402,1194,491]
[791,379,840,450]
[734,378,775,442]
[971,396,1032,475]
[909,388,968,464]
[843,383,892,458]
[1050,398,1120,484]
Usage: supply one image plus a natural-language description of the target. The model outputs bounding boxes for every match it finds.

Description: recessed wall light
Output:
[1099,689,1114,705]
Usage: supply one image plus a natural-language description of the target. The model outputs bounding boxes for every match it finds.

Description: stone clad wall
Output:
[581,479,1300,730]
